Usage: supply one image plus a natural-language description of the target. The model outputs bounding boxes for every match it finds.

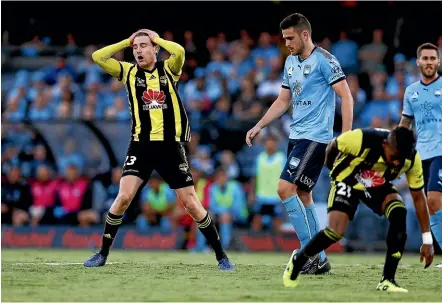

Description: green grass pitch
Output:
[2,249,441,302]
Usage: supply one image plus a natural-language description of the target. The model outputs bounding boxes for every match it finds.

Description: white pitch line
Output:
[14,262,120,266]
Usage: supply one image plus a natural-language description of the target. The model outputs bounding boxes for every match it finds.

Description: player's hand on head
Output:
[129,30,141,47]
[420,244,434,269]
[246,125,262,147]
[138,29,159,41]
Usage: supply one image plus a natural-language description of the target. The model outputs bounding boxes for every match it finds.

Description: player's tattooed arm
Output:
[399,115,414,129]
[324,139,339,170]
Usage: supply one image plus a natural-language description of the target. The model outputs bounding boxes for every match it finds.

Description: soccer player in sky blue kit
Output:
[400,43,442,268]
[246,13,354,275]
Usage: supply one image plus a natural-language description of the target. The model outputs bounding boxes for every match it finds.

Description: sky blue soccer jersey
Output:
[402,76,442,160]
[282,47,346,144]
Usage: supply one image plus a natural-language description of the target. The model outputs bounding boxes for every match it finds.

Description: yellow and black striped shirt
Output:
[92,38,190,142]
[331,128,424,191]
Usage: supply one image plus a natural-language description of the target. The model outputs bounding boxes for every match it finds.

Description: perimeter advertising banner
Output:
[1,226,344,252]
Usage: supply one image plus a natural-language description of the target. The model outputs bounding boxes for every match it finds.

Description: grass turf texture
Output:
[2,249,441,302]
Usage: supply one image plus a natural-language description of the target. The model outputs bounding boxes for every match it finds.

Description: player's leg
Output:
[83,175,145,267]
[278,139,312,249]
[277,179,311,248]
[299,190,329,268]
[283,181,357,287]
[364,187,408,292]
[279,139,329,269]
[426,156,442,268]
[84,141,148,267]
[175,186,233,270]
[295,141,328,263]
[157,142,233,271]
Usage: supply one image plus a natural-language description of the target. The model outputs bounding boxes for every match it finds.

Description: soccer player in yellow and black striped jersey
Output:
[83,30,234,271]
[283,126,434,291]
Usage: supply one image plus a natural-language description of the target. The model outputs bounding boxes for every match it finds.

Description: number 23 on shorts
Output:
[125,156,137,166]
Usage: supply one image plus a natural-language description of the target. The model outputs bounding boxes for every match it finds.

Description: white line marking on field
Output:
[14,262,119,266]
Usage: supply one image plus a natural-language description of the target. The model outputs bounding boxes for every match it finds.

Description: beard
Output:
[293,41,305,56]
[420,65,438,79]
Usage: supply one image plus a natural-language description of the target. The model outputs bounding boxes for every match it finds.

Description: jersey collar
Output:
[137,61,158,74]
[420,75,440,86]
[297,46,317,63]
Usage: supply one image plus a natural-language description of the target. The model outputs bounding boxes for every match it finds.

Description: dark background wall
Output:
[2,1,441,58]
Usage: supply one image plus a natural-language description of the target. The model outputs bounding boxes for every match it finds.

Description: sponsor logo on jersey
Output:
[136,77,146,87]
[355,170,385,188]
[421,101,434,118]
[293,80,302,97]
[411,91,419,101]
[303,65,311,77]
[294,100,312,106]
[142,89,168,110]
[159,75,168,86]
[287,66,294,78]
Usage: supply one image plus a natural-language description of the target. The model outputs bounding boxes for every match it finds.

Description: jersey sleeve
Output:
[92,39,131,81]
[154,37,185,82]
[406,152,425,191]
[119,62,133,83]
[281,59,290,89]
[319,53,346,86]
[336,129,363,156]
[402,87,414,118]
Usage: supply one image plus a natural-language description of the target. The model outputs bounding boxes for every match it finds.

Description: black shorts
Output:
[122,140,194,189]
[327,181,402,220]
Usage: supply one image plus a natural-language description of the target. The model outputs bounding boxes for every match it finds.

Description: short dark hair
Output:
[390,126,416,159]
[280,13,312,35]
[417,42,439,58]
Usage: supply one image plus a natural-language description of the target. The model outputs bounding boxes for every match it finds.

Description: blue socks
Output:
[220,222,233,249]
[305,204,327,261]
[282,195,311,248]
[430,209,442,248]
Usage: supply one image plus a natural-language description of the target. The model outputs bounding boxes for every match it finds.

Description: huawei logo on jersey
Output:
[355,170,385,188]
[142,89,166,104]
[142,89,168,110]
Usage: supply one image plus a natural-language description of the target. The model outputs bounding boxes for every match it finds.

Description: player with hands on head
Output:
[83,29,234,271]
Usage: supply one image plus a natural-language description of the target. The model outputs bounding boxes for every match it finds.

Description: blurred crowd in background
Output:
[2,21,442,251]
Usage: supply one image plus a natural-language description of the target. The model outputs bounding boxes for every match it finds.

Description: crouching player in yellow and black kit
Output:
[283,127,434,291]
[83,29,234,270]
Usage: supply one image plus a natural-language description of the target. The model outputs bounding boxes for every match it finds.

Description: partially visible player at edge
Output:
[83,29,234,271]
[283,126,434,292]
[399,42,442,268]
[246,13,354,274]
